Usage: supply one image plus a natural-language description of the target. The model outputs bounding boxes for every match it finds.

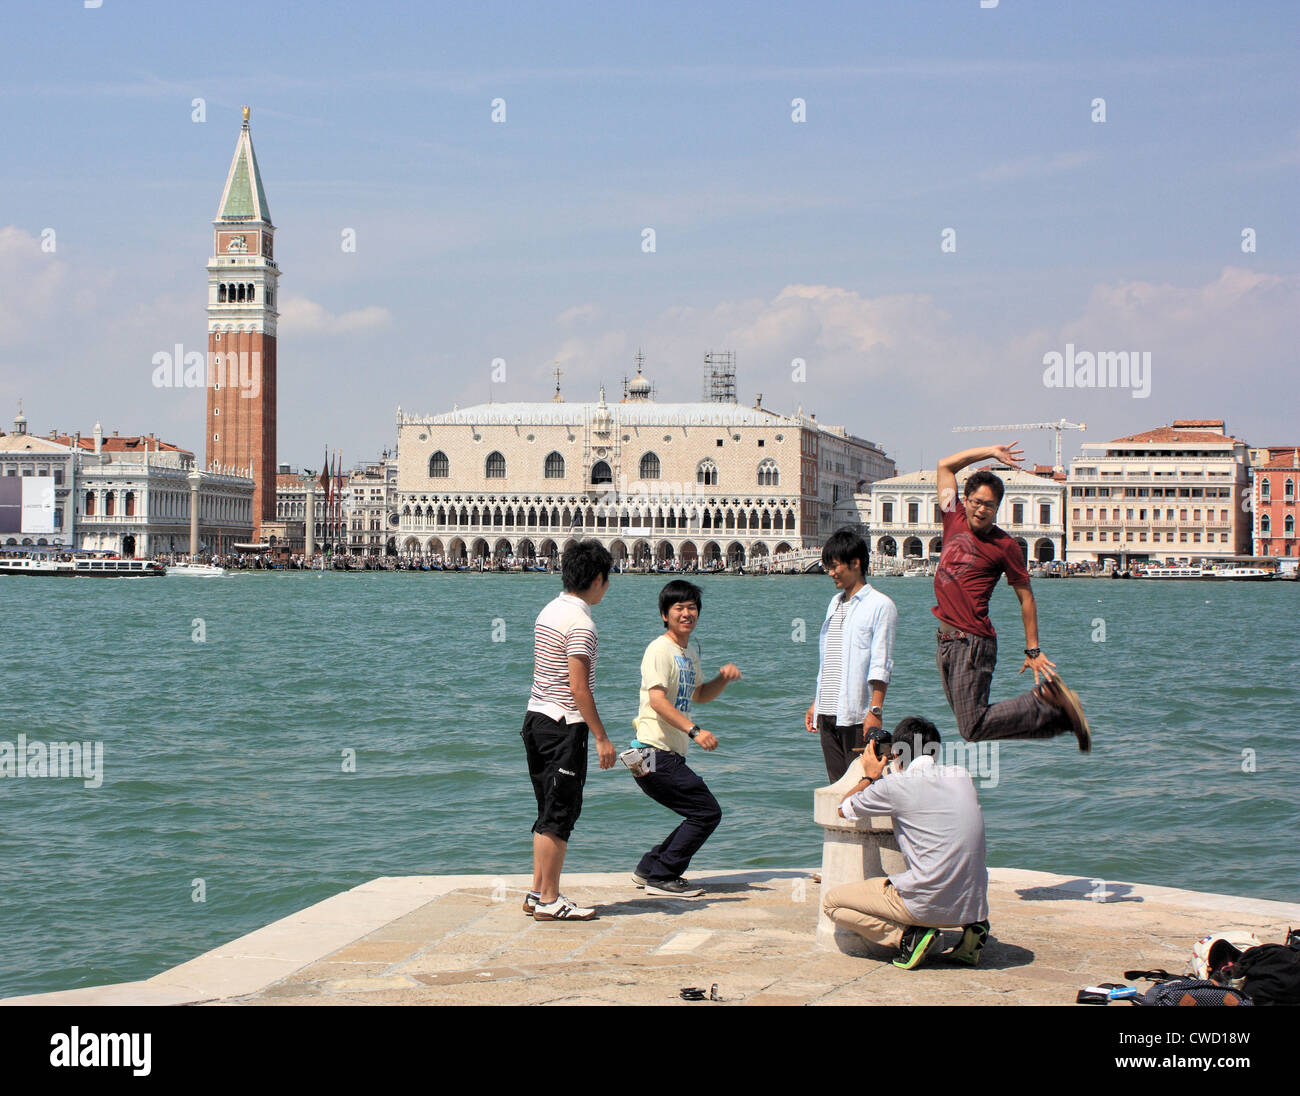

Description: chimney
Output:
[755,393,763,409]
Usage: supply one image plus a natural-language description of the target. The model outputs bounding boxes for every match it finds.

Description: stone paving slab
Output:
[5,868,1297,1007]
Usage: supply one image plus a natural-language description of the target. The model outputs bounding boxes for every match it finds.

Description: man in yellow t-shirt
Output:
[627,580,742,898]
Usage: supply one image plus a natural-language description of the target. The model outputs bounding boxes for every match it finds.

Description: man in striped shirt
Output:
[522,540,617,921]
[805,528,899,781]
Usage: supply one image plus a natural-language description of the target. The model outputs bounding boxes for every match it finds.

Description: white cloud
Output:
[554,303,599,327]
[0,226,81,345]
[533,269,1298,468]
[278,296,393,336]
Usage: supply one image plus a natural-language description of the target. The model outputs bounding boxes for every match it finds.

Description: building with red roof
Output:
[1066,419,1251,564]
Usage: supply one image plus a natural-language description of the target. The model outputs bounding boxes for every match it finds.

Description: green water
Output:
[0,571,1295,997]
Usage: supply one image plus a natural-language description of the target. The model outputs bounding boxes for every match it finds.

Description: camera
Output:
[864,727,894,760]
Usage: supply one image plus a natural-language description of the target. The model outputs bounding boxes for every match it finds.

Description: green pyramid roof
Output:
[217,123,272,224]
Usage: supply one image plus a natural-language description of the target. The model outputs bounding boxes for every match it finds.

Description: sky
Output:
[1,0,1296,474]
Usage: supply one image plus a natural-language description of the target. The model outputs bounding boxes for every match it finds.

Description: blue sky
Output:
[2,0,1296,472]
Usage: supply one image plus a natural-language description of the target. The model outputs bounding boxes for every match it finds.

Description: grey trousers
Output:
[936,632,1069,742]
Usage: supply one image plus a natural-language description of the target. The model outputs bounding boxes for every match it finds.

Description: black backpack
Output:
[1218,944,1300,1006]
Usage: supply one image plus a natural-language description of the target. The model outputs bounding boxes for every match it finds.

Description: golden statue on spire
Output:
[242,105,250,125]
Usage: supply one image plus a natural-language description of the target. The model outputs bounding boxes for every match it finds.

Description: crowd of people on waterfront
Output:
[519,444,1093,973]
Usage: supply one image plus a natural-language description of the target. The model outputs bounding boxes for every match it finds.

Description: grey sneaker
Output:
[645,877,703,898]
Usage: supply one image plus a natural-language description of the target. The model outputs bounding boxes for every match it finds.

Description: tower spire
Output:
[217,107,272,223]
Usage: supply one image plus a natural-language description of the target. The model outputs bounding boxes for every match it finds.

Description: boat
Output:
[1136,565,1205,579]
[167,562,225,577]
[0,550,166,577]
[1136,561,1277,581]
[1202,565,1277,581]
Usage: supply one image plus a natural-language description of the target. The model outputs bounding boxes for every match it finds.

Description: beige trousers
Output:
[823,877,931,950]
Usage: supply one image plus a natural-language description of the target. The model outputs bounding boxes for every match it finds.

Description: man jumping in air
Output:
[933,442,1090,750]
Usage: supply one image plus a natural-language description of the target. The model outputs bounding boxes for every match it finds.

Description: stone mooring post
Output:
[813,756,904,956]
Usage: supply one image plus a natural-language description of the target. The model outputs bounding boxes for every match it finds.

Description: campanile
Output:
[206,106,279,538]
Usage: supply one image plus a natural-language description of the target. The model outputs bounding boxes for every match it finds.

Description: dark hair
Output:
[964,469,1005,505]
[821,528,869,574]
[888,716,941,769]
[561,540,613,593]
[658,579,702,624]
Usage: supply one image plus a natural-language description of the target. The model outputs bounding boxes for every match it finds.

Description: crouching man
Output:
[823,717,991,970]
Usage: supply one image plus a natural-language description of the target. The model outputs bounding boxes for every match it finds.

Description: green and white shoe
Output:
[946,920,990,967]
[893,926,941,970]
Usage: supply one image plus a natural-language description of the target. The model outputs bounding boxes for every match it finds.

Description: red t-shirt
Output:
[931,502,1031,638]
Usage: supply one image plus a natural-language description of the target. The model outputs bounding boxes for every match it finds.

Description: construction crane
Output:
[952,419,1086,473]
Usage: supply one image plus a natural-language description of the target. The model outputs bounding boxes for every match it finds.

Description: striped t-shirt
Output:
[527,593,598,724]
[815,595,849,717]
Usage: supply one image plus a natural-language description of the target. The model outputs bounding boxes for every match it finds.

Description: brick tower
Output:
[206,106,279,539]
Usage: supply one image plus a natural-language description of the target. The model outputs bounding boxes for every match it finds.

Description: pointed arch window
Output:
[757,458,778,486]
[640,452,661,480]
[218,284,227,303]
[544,451,565,479]
[485,451,506,479]
[697,459,718,486]
[1287,515,1295,535]
[1286,478,1295,502]
[590,460,612,485]
[1261,514,1271,535]
[428,451,449,478]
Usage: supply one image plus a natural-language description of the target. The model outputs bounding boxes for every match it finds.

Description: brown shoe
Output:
[1039,674,1091,753]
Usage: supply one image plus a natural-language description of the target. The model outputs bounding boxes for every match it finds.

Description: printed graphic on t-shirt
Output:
[673,654,696,713]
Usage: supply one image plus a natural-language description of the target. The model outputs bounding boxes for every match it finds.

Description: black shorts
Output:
[521,711,589,842]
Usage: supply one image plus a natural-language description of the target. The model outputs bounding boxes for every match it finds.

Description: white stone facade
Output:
[394,389,893,566]
[75,452,253,557]
[865,469,1066,563]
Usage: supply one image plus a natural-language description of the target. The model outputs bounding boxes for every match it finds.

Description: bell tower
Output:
[206,106,279,538]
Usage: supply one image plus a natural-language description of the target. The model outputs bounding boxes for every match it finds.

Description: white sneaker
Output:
[532,894,597,921]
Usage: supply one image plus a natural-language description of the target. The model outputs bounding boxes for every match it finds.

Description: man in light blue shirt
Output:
[805,528,899,781]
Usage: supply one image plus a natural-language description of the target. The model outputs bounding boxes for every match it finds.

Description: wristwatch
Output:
[867,705,883,719]
[1024,647,1041,659]
[688,725,702,740]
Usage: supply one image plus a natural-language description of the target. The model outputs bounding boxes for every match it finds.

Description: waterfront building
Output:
[274,466,347,554]
[1252,447,1299,559]
[343,456,399,556]
[68,425,253,557]
[864,468,1066,563]
[1066,420,1251,566]
[815,416,896,534]
[0,407,76,546]
[206,107,280,541]
[394,360,894,566]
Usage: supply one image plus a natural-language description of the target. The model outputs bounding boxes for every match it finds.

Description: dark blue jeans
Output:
[633,748,722,881]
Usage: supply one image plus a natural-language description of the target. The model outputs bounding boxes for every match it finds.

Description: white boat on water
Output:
[0,553,166,577]
[1137,563,1276,581]
[167,562,226,577]
[1202,565,1276,581]
[1137,565,1205,579]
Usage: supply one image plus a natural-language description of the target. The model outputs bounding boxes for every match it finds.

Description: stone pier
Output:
[5,869,1297,1007]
